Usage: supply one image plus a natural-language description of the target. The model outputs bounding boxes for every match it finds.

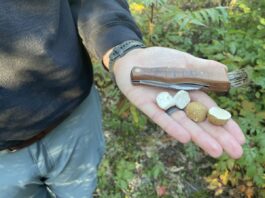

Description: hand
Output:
[112,46,245,159]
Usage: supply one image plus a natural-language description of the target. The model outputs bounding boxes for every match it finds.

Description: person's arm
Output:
[70,0,245,159]
[69,0,142,60]
[111,46,245,159]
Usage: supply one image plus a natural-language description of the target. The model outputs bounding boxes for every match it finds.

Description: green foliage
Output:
[114,160,136,190]
[165,6,228,30]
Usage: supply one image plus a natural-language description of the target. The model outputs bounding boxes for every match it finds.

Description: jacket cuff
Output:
[89,24,142,59]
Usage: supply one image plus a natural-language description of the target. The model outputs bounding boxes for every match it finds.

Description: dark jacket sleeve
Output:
[69,0,143,59]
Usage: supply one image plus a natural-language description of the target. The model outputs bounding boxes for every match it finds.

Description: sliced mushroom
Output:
[156,92,174,110]
[173,90,190,109]
[208,106,231,126]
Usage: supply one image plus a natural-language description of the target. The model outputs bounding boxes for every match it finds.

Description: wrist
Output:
[112,48,145,75]
[102,40,145,82]
[102,48,113,70]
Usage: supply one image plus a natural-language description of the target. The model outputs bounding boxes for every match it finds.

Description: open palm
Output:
[113,47,245,159]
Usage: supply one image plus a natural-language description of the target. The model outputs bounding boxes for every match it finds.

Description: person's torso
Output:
[0,0,93,149]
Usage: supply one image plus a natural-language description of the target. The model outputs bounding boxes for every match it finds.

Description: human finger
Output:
[187,54,228,72]
[127,88,191,143]
[224,120,245,145]
[140,102,191,143]
[170,110,223,158]
[189,91,245,145]
[199,122,243,159]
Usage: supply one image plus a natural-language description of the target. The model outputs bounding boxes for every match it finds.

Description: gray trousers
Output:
[0,86,105,198]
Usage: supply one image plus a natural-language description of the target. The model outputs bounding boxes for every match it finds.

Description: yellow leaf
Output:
[220,170,229,185]
[130,3,145,14]
[215,188,223,196]
[230,0,237,7]
[208,178,222,190]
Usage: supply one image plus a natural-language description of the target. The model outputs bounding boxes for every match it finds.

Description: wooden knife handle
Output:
[131,66,230,92]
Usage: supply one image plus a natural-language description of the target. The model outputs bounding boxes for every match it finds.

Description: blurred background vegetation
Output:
[93,0,265,197]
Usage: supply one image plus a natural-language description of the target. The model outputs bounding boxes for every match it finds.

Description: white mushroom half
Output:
[208,106,231,126]
[156,92,174,110]
[173,90,190,109]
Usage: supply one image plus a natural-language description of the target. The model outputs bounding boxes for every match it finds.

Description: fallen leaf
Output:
[156,185,167,197]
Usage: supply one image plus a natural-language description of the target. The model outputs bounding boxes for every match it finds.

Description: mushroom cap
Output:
[185,102,208,122]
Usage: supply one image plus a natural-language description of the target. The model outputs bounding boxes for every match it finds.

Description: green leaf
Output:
[179,16,191,30]
[260,18,265,25]
[190,18,206,27]
[229,42,237,54]
[130,105,139,125]
[118,180,128,190]
[227,159,235,170]
[247,165,256,177]
[199,9,210,24]
[252,68,265,88]
[206,9,216,23]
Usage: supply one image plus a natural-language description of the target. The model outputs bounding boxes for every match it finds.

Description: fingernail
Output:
[210,143,222,158]
[232,146,243,159]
